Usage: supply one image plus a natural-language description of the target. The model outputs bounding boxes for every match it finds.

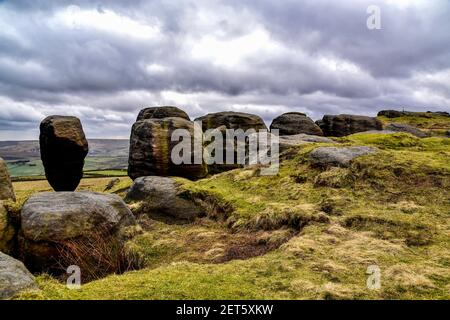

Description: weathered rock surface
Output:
[126,176,203,221]
[128,117,207,180]
[318,114,383,137]
[0,158,15,201]
[270,112,323,136]
[309,146,377,167]
[385,123,428,138]
[195,111,267,132]
[20,192,136,271]
[39,116,89,191]
[137,106,190,121]
[0,202,15,254]
[0,251,37,299]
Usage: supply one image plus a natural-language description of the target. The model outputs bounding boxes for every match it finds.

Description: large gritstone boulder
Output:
[270,112,323,136]
[385,123,428,138]
[19,192,136,272]
[195,111,267,132]
[309,146,377,168]
[194,112,267,174]
[126,176,204,222]
[0,158,15,201]
[137,106,190,121]
[40,116,89,191]
[0,252,38,299]
[318,114,383,137]
[128,117,207,180]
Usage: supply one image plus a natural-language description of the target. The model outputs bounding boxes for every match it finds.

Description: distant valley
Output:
[0,139,129,177]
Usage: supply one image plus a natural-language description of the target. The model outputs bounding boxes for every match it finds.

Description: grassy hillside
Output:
[9,132,450,300]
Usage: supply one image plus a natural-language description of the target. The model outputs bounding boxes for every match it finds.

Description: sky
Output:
[0,0,449,140]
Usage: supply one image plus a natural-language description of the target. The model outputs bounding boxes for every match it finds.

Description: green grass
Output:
[9,131,450,300]
[378,114,450,136]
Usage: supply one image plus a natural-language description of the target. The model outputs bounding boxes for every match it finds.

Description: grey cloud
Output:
[0,0,449,140]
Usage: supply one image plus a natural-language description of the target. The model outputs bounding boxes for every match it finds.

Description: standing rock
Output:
[0,158,15,201]
[318,114,383,137]
[0,252,38,299]
[126,176,204,222]
[137,106,190,121]
[195,111,267,132]
[20,192,136,272]
[385,123,428,138]
[270,112,323,136]
[40,116,89,191]
[128,117,207,180]
[309,146,377,168]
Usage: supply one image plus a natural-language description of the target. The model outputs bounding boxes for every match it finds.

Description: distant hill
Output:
[0,139,129,177]
[0,139,129,160]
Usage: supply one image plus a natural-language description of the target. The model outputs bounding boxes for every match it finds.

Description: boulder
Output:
[270,112,323,136]
[194,112,267,174]
[20,192,136,272]
[0,158,15,201]
[385,123,428,138]
[39,116,89,191]
[126,176,203,221]
[377,110,406,118]
[309,146,377,168]
[0,252,37,299]
[0,202,15,254]
[195,111,267,132]
[318,114,383,137]
[137,106,190,121]
[377,110,450,118]
[128,117,208,180]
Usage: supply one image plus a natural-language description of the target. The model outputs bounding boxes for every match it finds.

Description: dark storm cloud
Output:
[0,0,449,139]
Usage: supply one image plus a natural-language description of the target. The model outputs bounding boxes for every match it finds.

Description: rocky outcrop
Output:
[0,158,15,201]
[128,117,207,180]
[378,110,450,118]
[20,192,136,272]
[39,116,89,191]
[137,106,190,121]
[385,123,428,138]
[0,252,37,299]
[318,114,383,137]
[195,111,267,132]
[309,146,377,168]
[270,112,323,136]
[126,176,203,222]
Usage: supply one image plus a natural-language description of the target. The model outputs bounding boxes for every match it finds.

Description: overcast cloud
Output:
[0,0,449,139]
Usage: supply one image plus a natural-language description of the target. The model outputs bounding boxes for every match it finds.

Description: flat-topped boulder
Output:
[137,106,190,121]
[0,158,15,201]
[318,114,383,137]
[309,146,377,168]
[39,116,89,191]
[385,123,428,138]
[0,252,37,299]
[126,176,204,222]
[270,112,323,136]
[195,111,267,132]
[128,117,207,180]
[20,192,136,272]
